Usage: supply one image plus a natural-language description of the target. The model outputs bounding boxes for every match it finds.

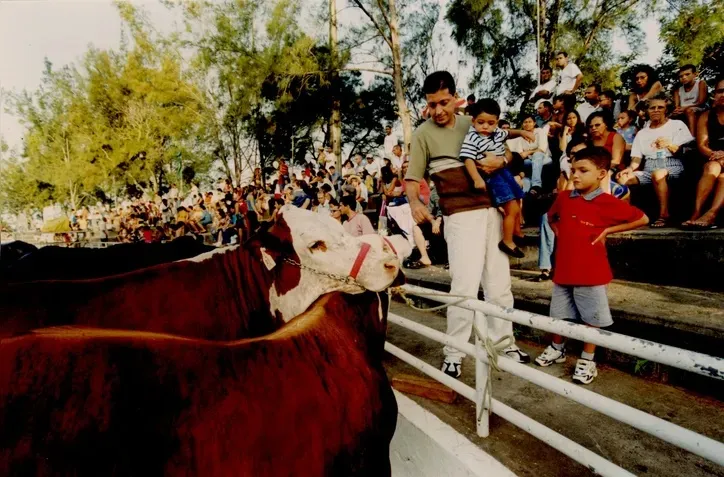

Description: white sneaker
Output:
[441,358,462,379]
[534,345,567,367]
[572,359,598,385]
[502,346,531,363]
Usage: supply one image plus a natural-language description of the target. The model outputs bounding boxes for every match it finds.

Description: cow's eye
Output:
[309,240,327,252]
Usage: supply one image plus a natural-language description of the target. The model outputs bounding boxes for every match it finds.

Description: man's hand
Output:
[476,152,505,175]
[616,167,634,181]
[708,150,724,161]
[410,200,434,224]
[520,130,536,141]
[592,228,609,245]
[673,107,684,116]
[431,217,442,235]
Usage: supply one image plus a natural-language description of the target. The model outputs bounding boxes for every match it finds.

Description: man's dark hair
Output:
[498,119,511,128]
[715,75,724,87]
[540,100,554,112]
[423,71,456,95]
[466,94,476,102]
[199,204,206,211]
[601,89,615,99]
[586,110,615,132]
[679,64,696,74]
[321,183,332,193]
[588,84,602,94]
[340,194,357,209]
[572,145,611,171]
[541,66,553,73]
[467,98,501,119]
[556,51,568,58]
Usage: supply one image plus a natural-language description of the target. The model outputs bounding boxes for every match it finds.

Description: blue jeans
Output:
[524,152,553,188]
[539,213,555,271]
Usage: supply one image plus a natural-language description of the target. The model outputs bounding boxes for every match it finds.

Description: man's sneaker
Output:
[572,359,598,385]
[534,345,567,367]
[441,358,462,379]
[502,346,531,363]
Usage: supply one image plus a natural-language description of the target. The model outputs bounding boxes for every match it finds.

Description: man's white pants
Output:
[443,208,514,361]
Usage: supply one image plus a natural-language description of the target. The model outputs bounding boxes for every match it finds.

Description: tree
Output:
[446,0,646,111]
[658,0,724,86]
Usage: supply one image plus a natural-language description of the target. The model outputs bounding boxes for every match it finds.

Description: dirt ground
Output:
[385,302,724,477]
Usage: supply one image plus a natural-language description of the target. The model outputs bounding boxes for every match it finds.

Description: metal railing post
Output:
[475,310,489,438]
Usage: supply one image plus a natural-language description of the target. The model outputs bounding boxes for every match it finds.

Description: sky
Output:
[0,0,664,153]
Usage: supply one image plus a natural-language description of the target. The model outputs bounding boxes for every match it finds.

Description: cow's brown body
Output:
[0,230,309,340]
[0,292,397,476]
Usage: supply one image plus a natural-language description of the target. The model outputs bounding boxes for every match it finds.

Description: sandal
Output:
[404,260,431,270]
[650,217,668,228]
[533,270,552,282]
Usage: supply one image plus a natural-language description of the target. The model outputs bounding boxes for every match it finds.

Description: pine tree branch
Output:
[349,0,393,50]
[343,67,394,76]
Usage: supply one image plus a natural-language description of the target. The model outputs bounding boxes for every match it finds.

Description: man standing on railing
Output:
[405,71,531,379]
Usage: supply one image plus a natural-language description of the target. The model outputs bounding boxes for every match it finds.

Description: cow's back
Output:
[0,246,280,341]
[0,292,396,476]
[3,237,213,282]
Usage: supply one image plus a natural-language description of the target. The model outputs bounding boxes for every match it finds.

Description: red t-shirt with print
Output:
[547,189,644,286]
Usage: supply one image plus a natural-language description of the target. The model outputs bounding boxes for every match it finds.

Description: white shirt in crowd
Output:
[364,160,381,177]
[530,77,557,108]
[384,133,397,159]
[679,79,702,107]
[506,126,550,155]
[631,119,694,159]
[390,153,405,171]
[325,152,337,170]
[577,102,601,124]
[556,62,582,95]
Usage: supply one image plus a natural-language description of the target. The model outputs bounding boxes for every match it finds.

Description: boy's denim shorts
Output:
[486,169,524,207]
[550,284,613,328]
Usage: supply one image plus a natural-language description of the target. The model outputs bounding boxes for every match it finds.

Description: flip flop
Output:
[650,217,668,228]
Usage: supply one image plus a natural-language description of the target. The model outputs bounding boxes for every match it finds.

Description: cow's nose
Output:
[383,260,398,272]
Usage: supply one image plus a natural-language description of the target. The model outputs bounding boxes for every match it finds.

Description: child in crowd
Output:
[615,110,638,152]
[534,147,648,384]
[672,64,709,135]
[459,98,535,258]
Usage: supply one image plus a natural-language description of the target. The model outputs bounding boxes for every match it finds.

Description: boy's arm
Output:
[465,158,486,187]
[592,214,649,245]
[694,80,708,108]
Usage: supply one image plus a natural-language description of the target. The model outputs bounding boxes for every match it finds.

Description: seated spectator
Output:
[615,110,638,152]
[499,119,511,130]
[558,110,586,183]
[672,64,708,135]
[328,198,342,223]
[340,194,374,237]
[627,64,663,126]
[198,204,213,229]
[406,181,446,269]
[390,144,406,173]
[530,67,556,108]
[364,155,381,187]
[587,111,626,171]
[508,115,552,196]
[536,101,554,127]
[683,75,724,229]
[599,90,617,117]
[341,159,356,179]
[347,175,368,210]
[617,95,695,227]
[380,165,405,205]
[554,51,583,111]
[577,84,602,123]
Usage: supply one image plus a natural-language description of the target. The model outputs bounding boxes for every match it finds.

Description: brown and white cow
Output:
[0,291,397,476]
[0,205,411,340]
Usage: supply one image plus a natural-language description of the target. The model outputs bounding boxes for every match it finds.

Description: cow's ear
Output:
[245,215,295,257]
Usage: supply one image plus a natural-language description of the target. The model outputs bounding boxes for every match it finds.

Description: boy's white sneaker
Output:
[572,359,598,385]
[534,345,567,367]
[441,358,462,379]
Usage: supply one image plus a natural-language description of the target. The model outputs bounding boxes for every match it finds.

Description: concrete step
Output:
[511,226,724,292]
[400,265,724,391]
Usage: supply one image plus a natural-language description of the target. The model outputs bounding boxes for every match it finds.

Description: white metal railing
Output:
[385,284,724,477]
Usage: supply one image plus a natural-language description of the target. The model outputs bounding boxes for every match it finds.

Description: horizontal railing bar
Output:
[399,284,724,381]
[384,342,635,477]
[388,313,724,467]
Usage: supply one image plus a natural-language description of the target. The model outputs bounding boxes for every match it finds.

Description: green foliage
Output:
[446,0,646,110]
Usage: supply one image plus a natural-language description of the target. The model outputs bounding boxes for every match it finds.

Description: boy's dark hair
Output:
[556,51,568,58]
[601,89,615,99]
[679,64,696,74]
[423,71,456,96]
[340,194,357,209]
[467,98,501,119]
[320,183,332,193]
[466,94,476,101]
[498,119,511,128]
[572,146,611,171]
[588,83,602,94]
[715,75,724,87]
[541,66,552,73]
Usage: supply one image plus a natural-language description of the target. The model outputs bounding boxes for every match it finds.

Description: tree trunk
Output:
[388,0,413,152]
[329,0,342,168]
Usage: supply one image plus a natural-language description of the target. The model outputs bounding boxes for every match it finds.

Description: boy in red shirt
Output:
[534,146,649,384]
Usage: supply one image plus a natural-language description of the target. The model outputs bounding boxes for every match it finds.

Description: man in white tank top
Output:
[673,64,709,135]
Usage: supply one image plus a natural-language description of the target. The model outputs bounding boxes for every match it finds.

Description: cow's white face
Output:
[264,205,410,321]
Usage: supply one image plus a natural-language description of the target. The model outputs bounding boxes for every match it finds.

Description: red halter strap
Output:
[382,237,397,256]
[348,242,372,280]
